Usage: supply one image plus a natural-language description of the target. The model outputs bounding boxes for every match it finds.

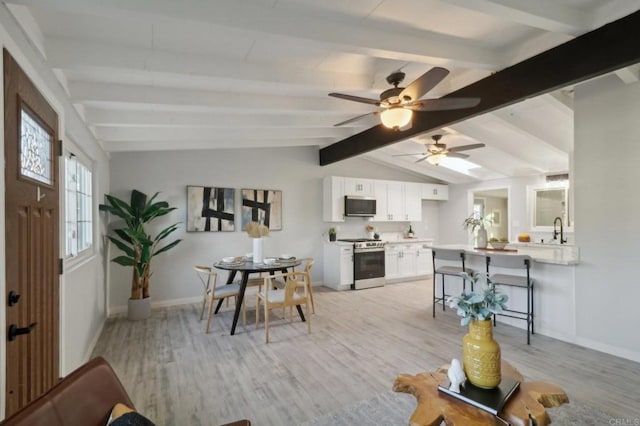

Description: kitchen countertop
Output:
[384,238,434,244]
[432,244,579,265]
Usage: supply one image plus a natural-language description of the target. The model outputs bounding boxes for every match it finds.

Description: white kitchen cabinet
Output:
[385,241,434,282]
[403,182,422,221]
[323,243,353,290]
[373,180,403,222]
[385,244,417,280]
[422,183,449,200]
[386,180,404,221]
[384,245,400,280]
[324,176,436,223]
[344,178,374,196]
[397,244,417,278]
[373,180,389,222]
[340,248,354,287]
[323,176,345,222]
[374,180,421,222]
[416,245,433,276]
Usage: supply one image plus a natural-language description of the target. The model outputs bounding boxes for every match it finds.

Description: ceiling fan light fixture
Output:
[380,107,412,129]
[426,153,446,165]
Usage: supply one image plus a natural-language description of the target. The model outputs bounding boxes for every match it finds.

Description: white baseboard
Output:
[575,336,640,363]
[108,282,326,318]
[82,318,106,365]
[108,296,203,317]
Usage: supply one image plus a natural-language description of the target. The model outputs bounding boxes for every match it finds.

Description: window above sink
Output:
[527,180,573,233]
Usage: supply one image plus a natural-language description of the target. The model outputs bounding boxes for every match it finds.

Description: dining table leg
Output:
[215,269,238,314]
[230,271,249,335]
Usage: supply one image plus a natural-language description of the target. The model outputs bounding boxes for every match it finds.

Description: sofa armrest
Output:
[1,357,133,426]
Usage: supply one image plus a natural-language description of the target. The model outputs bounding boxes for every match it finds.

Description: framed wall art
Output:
[241,189,282,231]
[187,186,235,232]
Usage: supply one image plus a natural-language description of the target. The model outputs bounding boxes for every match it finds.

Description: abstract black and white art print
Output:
[241,189,282,231]
[187,186,235,232]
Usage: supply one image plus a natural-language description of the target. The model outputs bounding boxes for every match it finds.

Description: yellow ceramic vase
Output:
[462,319,501,389]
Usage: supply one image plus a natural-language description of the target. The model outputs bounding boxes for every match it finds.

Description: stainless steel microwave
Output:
[344,196,376,217]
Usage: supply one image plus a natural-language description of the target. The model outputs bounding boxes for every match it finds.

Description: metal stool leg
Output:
[441,274,446,311]
[530,282,535,337]
[432,273,437,318]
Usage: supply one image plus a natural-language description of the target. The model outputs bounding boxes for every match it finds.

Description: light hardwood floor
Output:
[92,280,640,425]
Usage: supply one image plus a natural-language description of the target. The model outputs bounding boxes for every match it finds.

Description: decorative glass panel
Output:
[20,109,53,185]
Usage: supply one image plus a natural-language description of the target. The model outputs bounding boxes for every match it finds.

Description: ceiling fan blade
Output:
[448,143,485,152]
[399,67,449,103]
[415,155,431,163]
[333,111,378,127]
[329,92,381,106]
[392,152,428,157]
[447,152,470,159]
[407,97,481,111]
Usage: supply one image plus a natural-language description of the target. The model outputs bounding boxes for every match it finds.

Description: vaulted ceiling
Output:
[7,0,640,184]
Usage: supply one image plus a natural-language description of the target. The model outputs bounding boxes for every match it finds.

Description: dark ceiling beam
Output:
[319,9,640,166]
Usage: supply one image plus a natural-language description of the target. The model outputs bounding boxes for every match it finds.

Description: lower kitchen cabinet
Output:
[416,245,433,276]
[323,243,353,291]
[385,245,400,279]
[385,242,433,282]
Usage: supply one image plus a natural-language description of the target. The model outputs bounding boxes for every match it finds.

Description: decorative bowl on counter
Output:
[488,242,508,250]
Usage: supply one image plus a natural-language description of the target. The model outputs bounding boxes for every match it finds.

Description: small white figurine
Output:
[448,358,466,393]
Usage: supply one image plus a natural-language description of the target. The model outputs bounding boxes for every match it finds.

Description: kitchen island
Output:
[432,244,579,343]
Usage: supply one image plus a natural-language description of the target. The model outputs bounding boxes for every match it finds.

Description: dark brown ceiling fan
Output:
[392,134,485,165]
[329,67,480,129]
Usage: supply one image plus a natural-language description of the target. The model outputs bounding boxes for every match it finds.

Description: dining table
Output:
[213,258,302,335]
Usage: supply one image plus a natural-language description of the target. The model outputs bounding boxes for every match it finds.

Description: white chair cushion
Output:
[258,289,304,304]
[213,283,240,297]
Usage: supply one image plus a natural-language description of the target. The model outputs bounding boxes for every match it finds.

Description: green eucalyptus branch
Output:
[447,272,508,326]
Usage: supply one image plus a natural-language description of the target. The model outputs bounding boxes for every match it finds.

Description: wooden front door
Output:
[4,49,60,416]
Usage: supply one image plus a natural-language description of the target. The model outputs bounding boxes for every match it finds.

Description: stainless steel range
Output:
[338,239,386,290]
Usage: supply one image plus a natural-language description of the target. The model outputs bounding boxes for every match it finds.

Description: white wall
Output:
[574,76,640,360]
[0,5,110,417]
[439,175,545,245]
[107,147,437,311]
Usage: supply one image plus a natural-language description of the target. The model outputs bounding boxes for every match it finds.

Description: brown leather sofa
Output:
[0,356,250,426]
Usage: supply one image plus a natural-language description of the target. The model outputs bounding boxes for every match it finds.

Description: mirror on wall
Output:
[529,183,571,230]
[469,188,509,241]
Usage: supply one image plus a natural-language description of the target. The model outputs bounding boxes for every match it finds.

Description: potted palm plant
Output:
[99,190,181,320]
[448,272,508,389]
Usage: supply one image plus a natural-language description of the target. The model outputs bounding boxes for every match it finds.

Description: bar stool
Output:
[432,248,474,318]
[485,254,534,344]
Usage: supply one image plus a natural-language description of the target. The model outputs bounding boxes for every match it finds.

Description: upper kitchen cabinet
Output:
[344,178,374,196]
[404,182,422,221]
[323,176,345,222]
[422,183,449,201]
[373,180,421,222]
[374,180,403,221]
[372,180,389,222]
[324,176,438,222]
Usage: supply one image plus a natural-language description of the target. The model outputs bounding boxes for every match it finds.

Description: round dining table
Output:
[213,259,302,335]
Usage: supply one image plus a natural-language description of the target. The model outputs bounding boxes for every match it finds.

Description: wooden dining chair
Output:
[194,266,245,333]
[296,258,316,314]
[255,271,311,343]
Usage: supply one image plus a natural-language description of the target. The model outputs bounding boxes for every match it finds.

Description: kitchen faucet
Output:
[552,217,567,244]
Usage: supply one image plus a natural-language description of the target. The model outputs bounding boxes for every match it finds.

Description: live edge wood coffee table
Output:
[393,361,568,426]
